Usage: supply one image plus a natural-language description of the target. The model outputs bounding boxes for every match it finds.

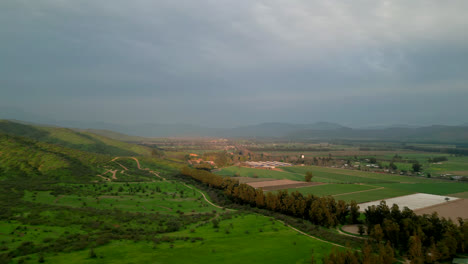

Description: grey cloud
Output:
[1,0,468,127]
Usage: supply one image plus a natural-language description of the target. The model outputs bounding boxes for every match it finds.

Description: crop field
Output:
[414,199,468,222]
[216,166,304,181]
[11,214,335,264]
[247,180,322,191]
[333,188,415,203]
[358,193,460,212]
[424,156,468,175]
[374,182,468,196]
[23,181,223,215]
[282,166,437,183]
[450,192,468,199]
[218,165,468,203]
[285,184,379,197]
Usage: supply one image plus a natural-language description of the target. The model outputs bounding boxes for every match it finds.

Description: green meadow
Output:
[14,214,335,264]
[23,181,223,216]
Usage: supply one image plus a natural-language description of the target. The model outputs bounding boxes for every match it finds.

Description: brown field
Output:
[341,225,365,235]
[247,179,324,191]
[449,192,468,199]
[445,171,468,176]
[414,199,468,222]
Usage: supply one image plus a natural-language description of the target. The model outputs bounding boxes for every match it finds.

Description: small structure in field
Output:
[244,161,292,169]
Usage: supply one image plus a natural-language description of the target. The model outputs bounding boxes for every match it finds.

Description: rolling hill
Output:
[0,133,109,182]
[0,120,151,156]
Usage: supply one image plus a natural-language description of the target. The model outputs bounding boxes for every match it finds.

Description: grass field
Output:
[333,188,415,203]
[374,182,468,195]
[12,214,335,264]
[284,184,379,197]
[282,166,437,183]
[23,181,223,215]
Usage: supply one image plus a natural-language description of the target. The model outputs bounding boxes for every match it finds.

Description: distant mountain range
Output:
[2,107,468,143]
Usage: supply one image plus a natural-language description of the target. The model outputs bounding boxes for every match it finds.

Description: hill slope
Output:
[0,120,151,156]
[0,134,110,182]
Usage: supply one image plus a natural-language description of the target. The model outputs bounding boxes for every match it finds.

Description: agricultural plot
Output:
[216,166,304,181]
[450,192,468,199]
[414,199,468,222]
[247,179,321,191]
[23,181,223,215]
[330,188,415,204]
[283,166,438,183]
[358,193,459,212]
[286,184,380,197]
[14,214,335,264]
[425,156,468,175]
[374,182,468,195]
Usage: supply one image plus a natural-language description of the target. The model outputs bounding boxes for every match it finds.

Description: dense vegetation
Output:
[0,134,109,182]
[182,166,468,262]
[364,202,468,263]
[181,167,360,227]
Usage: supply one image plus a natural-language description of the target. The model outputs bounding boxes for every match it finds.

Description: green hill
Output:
[0,134,110,182]
[0,120,151,156]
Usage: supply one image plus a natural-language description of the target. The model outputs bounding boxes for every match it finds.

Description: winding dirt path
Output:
[131,157,167,181]
[114,161,128,171]
[277,220,349,249]
[181,183,228,210]
[97,175,111,181]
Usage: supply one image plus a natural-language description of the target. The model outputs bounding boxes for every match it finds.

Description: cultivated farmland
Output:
[358,193,459,212]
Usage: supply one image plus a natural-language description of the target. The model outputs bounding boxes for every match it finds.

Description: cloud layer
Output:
[1,0,467,127]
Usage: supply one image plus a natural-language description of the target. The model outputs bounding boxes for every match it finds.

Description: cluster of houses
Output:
[187,153,215,166]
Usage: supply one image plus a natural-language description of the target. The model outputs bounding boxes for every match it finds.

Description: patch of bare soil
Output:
[341,224,365,235]
[449,192,468,199]
[445,171,468,176]
[414,199,468,222]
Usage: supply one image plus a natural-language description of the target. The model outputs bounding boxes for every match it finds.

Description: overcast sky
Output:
[1,0,467,128]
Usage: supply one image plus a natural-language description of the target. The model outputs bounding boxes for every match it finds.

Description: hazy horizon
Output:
[1,1,468,128]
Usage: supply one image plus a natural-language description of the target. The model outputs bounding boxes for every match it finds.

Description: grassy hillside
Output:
[0,134,110,182]
[0,120,151,156]
[77,128,146,142]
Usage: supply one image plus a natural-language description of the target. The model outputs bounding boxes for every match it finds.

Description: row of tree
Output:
[182,166,468,263]
[181,167,359,227]
[364,201,468,263]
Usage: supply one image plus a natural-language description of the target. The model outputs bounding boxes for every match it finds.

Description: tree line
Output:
[364,201,468,263]
[181,166,468,263]
[181,167,360,227]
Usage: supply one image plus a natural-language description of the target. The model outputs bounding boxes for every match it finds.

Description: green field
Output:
[374,182,468,195]
[283,166,438,183]
[218,165,468,204]
[23,181,223,216]
[331,188,415,203]
[13,214,334,264]
[216,166,305,181]
[285,184,379,197]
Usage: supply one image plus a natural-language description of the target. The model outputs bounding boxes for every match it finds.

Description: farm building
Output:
[244,161,292,169]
